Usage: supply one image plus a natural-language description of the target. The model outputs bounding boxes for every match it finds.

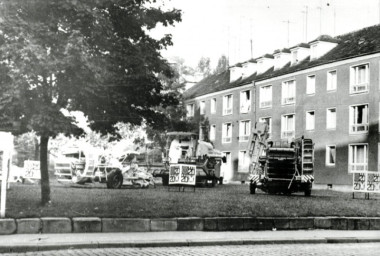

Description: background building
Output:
[183,25,380,187]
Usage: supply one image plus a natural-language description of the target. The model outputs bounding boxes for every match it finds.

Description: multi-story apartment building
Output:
[184,25,380,187]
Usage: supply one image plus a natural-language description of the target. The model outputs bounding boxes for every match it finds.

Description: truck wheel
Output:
[304,188,311,197]
[250,182,257,194]
[107,170,123,189]
[304,183,312,197]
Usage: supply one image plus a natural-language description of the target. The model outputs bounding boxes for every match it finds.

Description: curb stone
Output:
[1,217,380,234]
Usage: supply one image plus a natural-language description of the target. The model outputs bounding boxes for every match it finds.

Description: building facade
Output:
[183,25,380,187]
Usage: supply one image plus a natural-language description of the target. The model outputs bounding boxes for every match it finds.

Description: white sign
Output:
[353,172,380,193]
[169,164,196,186]
[24,160,41,180]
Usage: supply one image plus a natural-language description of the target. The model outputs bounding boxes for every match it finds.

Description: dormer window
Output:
[292,50,298,64]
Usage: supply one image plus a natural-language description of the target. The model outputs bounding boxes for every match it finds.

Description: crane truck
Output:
[248,122,315,196]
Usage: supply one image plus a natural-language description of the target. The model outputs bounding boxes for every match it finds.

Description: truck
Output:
[54,146,155,189]
[156,132,225,187]
[248,123,315,196]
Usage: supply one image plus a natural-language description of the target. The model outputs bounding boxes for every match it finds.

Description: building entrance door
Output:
[221,152,232,183]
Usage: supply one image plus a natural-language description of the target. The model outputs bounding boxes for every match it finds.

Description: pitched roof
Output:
[184,24,380,99]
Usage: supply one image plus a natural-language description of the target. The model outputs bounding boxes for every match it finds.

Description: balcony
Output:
[222,137,232,143]
[239,135,250,142]
[281,130,295,139]
[350,124,369,133]
[282,97,295,105]
[260,101,272,108]
[350,82,368,94]
[223,108,232,115]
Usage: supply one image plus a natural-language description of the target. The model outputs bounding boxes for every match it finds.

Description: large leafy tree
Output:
[0,0,181,205]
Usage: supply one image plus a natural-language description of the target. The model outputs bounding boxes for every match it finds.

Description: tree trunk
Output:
[40,135,51,205]
[34,137,40,160]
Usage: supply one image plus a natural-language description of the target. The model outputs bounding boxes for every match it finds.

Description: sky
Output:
[152,0,380,68]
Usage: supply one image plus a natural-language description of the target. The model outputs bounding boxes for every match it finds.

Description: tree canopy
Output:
[0,0,182,204]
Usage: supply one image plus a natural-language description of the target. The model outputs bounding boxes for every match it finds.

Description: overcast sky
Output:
[153,0,380,68]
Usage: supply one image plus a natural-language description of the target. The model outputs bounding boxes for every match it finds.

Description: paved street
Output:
[1,243,380,256]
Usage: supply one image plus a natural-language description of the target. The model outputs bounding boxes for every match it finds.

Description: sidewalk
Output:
[0,230,380,253]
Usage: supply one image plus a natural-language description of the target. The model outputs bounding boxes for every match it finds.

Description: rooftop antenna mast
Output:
[250,18,253,59]
[302,6,309,42]
[317,0,323,35]
[282,20,294,47]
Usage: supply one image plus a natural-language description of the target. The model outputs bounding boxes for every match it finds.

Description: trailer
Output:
[248,123,315,196]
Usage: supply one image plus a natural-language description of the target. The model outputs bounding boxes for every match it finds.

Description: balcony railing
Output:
[239,135,250,142]
[282,97,295,105]
[281,130,295,139]
[240,104,251,113]
[350,124,369,133]
[222,137,232,143]
[223,108,232,115]
[350,163,368,172]
[260,101,272,108]
[350,82,368,94]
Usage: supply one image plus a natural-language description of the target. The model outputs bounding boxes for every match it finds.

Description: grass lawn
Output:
[4,181,380,218]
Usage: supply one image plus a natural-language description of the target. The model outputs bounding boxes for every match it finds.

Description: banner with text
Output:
[353,172,380,193]
[24,160,41,180]
[169,164,196,186]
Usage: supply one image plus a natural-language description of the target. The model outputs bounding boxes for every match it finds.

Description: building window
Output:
[260,85,272,108]
[349,144,368,172]
[209,124,216,141]
[306,75,315,95]
[282,80,296,105]
[240,90,251,113]
[222,123,232,143]
[200,101,205,115]
[186,104,194,117]
[259,117,272,136]
[210,98,216,114]
[281,114,295,139]
[223,94,233,115]
[306,111,315,131]
[326,108,336,130]
[239,120,251,142]
[350,64,369,94]
[326,145,336,166]
[327,70,337,91]
[349,104,369,134]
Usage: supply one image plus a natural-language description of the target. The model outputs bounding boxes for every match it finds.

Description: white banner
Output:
[24,160,41,180]
[353,172,380,193]
[169,164,196,186]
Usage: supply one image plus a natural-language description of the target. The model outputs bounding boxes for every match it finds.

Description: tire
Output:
[107,170,123,189]
[250,182,257,194]
[304,183,312,197]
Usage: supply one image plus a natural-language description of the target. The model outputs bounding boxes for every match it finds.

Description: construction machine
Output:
[248,123,314,196]
[157,132,225,186]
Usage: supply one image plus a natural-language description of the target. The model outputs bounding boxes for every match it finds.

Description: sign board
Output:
[169,164,196,186]
[24,160,41,180]
[353,172,380,193]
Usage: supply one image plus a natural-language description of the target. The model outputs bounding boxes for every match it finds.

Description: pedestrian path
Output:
[1,230,380,253]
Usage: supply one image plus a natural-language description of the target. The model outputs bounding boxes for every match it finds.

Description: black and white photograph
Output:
[0,0,380,255]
